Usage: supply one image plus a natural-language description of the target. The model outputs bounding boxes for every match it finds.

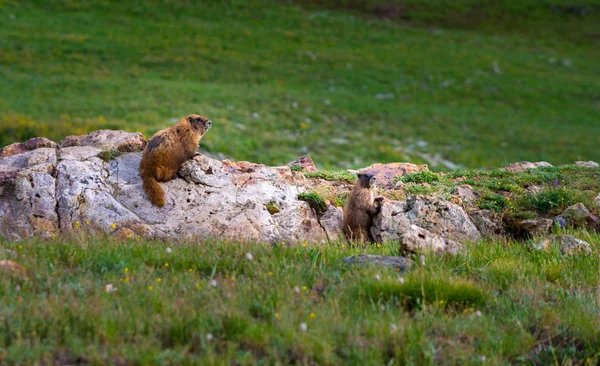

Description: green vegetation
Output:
[303,170,356,183]
[396,170,441,184]
[297,191,328,215]
[98,147,121,162]
[289,165,304,172]
[265,201,281,215]
[1,0,599,169]
[1,232,599,364]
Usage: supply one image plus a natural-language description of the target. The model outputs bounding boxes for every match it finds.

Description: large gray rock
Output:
[502,161,553,173]
[559,203,591,228]
[533,235,592,255]
[53,149,328,243]
[0,148,58,239]
[372,196,481,243]
[0,133,335,243]
[574,161,599,169]
[400,224,462,255]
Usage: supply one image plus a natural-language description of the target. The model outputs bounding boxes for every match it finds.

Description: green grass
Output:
[303,169,356,183]
[1,231,599,364]
[1,0,599,169]
[297,191,328,215]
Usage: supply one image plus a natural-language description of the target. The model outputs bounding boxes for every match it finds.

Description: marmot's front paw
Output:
[374,196,384,203]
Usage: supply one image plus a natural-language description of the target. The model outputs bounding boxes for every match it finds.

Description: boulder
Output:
[502,161,553,173]
[519,218,553,237]
[533,235,592,255]
[559,203,593,228]
[0,148,58,239]
[468,209,501,237]
[341,254,411,272]
[372,196,480,243]
[358,162,428,188]
[320,205,344,241]
[0,137,57,158]
[574,161,599,169]
[400,224,462,255]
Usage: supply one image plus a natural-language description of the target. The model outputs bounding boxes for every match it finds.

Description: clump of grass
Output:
[357,275,486,311]
[98,147,121,162]
[404,183,437,196]
[298,191,327,216]
[290,165,304,172]
[332,192,348,207]
[483,179,522,193]
[303,170,356,183]
[446,169,479,179]
[523,188,576,214]
[479,194,508,212]
[396,170,441,184]
[265,201,280,215]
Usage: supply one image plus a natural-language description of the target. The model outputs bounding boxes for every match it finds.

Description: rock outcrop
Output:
[2,131,598,256]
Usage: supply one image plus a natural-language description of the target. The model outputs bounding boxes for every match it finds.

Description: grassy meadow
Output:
[2,1,600,364]
[1,230,600,364]
[1,0,600,169]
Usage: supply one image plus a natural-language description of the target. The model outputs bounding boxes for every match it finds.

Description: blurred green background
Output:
[1,0,599,169]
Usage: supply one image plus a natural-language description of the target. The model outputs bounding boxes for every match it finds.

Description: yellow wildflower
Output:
[157,278,162,284]
[310,313,316,320]
[148,285,153,291]
[111,223,116,229]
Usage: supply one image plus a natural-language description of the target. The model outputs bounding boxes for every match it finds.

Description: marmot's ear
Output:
[357,173,364,179]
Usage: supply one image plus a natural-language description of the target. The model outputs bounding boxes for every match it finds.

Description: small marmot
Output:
[343,173,384,243]
[139,114,212,207]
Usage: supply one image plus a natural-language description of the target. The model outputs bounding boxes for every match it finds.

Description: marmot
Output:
[343,173,384,243]
[139,114,212,207]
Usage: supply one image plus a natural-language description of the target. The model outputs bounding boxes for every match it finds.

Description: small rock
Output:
[594,193,600,206]
[520,218,552,237]
[455,185,475,202]
[105,284,118,293]
[468,210,500,238]
[113,227,135,240]
[553,216,568,229]
[60,130,147,152]
[574,161,598,168]
[0,260,27,278]
[0,137,57,158]
[400,225,463,255]
[561,203,590,228]
[287,155,317,173]
[320,205,344,241]
[358,162,428,189]
[341,254,411,273]
[533,235,592,255]
[502,161,553,173]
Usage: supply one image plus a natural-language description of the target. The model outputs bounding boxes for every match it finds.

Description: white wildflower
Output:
[210,279,217,287]
[166,247,172,254]
[206,333,214,341]
[299,322,307,332]
[245,252,253,261]
[397,277,405,284]
[105,284,118,293]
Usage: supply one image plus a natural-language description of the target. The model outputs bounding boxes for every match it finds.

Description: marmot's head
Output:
[186,114,212,135]
[357,173,376,188]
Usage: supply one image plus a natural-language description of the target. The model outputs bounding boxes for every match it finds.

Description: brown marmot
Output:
[139,114,212,207]
[343,173,384,243]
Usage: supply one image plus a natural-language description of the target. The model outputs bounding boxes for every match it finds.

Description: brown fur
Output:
[139,114,212,207]
[343,173,384,243]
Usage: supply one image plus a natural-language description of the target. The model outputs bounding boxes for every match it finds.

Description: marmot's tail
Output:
[142,174,165,207]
